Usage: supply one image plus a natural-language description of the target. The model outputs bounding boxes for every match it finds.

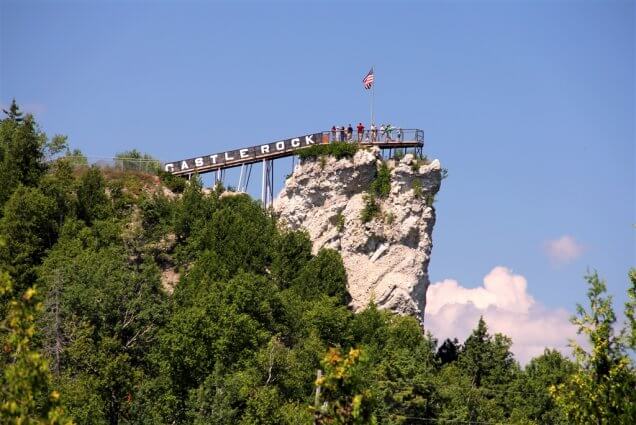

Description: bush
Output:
[297,142,358,161]
[370,162,391,198]
[335,212,345,232]
[158,170,187,194]
[412,180,423,199]
[361,193,380,223]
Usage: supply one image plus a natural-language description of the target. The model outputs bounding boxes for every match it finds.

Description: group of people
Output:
[330,123,403,143]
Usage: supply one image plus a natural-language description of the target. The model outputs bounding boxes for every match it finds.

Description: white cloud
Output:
[425,266,577,364]
[544,235,585,265]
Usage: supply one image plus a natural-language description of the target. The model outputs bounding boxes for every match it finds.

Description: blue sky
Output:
[1,0,634,347]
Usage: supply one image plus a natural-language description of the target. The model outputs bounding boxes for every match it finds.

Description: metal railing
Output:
[323,128,424,144]
[50,155,162,174]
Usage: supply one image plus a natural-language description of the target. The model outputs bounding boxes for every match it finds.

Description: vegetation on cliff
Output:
[1,103,635,424]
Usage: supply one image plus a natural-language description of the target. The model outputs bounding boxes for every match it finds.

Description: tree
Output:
[2,99,24,122]
[37,224,168,425]
[436,338,460,365]
[550,271,636,424]
[435,317,519,423]
[0,270,73,424]
[314,347,376,425]
[0,107,47,208]
[626,268,636,350]
[510,349,574,424]
[39,159,78,227]
[0,186,58,290]
[76,167,110,225]
[292,248,349,305]
[458,317,518,388]
[270,230,312,290]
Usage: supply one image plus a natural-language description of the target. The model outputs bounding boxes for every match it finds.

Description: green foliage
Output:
[76,167,110,225]
[62,149,88,168]
[335,212,345,232]
[297,142,358,161]
[510,349,574,424]
[115,149,159,173]
[436,338,460,365]
[0,271,74,424]
[292,249,348,305]
[551,271,636,424]
[0,186,59,290]
[412,179,423,199]
[626,268,636,350]
[360,193,380,223]
[271,230,313,289]
[314,347,376,425]
[3,110,636,425]
[38,232,168,424]
[370,162,391,198]
[0,106,47,209]
[158,170,188,193]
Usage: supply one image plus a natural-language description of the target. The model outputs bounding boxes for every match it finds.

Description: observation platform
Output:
[165,129,424,177]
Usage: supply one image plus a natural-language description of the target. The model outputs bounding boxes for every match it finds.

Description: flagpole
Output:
[371,65,375,125]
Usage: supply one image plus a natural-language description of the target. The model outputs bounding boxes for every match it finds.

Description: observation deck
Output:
[165,129,424,177]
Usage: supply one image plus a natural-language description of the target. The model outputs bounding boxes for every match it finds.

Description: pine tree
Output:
[2,99,24,122]
[551,271,636,424]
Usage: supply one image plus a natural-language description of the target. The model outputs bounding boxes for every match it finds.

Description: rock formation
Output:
[274,147,442,322]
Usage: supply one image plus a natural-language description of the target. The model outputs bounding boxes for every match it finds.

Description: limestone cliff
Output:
[274,147,442,322]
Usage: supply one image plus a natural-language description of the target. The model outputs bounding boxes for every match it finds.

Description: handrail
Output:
[164,128,424,175]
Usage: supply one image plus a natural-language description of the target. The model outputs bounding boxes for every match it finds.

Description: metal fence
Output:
[54,155,162,174]
[324,128,424,144]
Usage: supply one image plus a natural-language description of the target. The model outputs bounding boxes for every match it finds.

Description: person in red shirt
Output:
[356,122,365,143]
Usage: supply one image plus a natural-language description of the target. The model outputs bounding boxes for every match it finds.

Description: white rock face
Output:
[274,147,442,322]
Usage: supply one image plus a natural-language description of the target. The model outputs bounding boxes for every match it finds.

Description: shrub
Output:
[412,180,423,199]
[296,142,358,161]
[370,162,391,198]
[158,170,187,194]
[360,193,380,223]
[335,212,345,232]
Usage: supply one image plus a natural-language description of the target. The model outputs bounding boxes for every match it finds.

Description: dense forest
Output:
[1,101,635,424]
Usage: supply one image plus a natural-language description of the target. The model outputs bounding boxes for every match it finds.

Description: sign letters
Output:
[164,133,321,174]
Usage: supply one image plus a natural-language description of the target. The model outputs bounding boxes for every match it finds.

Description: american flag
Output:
[363,68,374,90]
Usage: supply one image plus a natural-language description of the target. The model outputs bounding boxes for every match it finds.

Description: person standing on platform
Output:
[347,124,353,141]
[385,123,394,142]
[371,123,377,142]
[357,122,365,143]
[331,125,337,142]
[340,126,345,142]
[397,127,403,142]
[380,124,386,141]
